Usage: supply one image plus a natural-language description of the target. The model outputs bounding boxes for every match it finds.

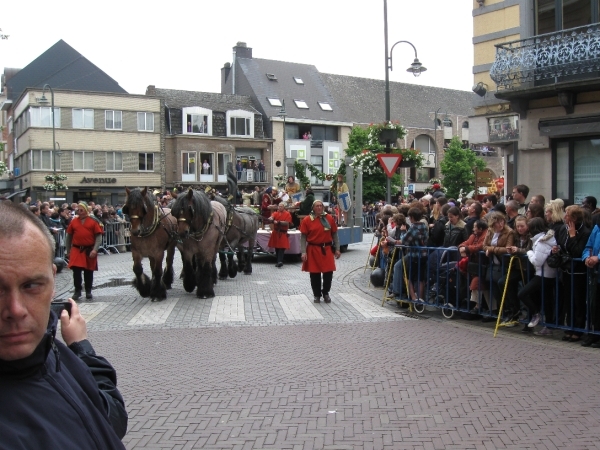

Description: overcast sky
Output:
[1,0,474,96]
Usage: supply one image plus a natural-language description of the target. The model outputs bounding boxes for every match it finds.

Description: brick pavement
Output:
[53,236,600,449]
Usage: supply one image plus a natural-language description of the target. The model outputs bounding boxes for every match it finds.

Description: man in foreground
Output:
[0,201,127,449]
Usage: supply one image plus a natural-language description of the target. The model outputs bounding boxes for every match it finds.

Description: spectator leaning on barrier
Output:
[519,217,557,336]
[582,222,600,347]
[0,200,128,449]
[555,205,592,342]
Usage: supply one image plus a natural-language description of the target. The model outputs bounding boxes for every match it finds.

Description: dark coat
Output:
[0,313,127,450]
[427,216,448,247]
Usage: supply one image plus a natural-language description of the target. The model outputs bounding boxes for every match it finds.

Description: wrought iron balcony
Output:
[490,23,600,91]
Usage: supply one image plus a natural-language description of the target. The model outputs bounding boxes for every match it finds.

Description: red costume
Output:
[261,192,281,219]
[267,210,293,249]
[300,213,337,273]
[67,216,103,271]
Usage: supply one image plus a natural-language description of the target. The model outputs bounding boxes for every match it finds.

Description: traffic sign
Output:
[376,154,402,178]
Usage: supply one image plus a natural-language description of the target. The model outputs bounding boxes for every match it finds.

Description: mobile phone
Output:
[50,301,72,317]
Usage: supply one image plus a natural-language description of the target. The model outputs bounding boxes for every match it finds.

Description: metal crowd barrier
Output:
[362,215,378,233]
[377,244,599,337]
[99,221,131,254]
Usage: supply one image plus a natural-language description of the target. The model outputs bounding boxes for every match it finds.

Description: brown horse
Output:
[171,188,226,298]
[212,196,259,279]
[123,187,178,301]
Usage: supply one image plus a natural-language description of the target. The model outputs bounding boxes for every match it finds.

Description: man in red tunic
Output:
[300,200,341,303]
[268,202,293,268]
[65,201,103,300]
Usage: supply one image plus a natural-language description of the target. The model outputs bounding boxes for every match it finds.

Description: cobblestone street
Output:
[54,236,600,449]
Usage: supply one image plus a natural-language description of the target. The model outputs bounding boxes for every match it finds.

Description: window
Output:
[318,102,333,111]
[182,152,196,182]
[462,121,469,129]
[553,137,600,203]
[72,109,94,129]
[105,111,122,130]
[30,107,60,128]
[230,117,250,136]
[293,77,304,84]
[139,153,154,171]
[294,100,309,109]
[266,73,277,80]
[309,156,323,186]
[182,107,211,135]
[536,0,595,34]
[106,152,123,171]
[267,98,282,107]
[73,151,94,171]
[31,150,53,170]
[226,110,254,137]
[137,112,154,132]
[187,114,208,133]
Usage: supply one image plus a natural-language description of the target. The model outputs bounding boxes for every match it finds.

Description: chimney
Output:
[234,41,252,59]
[221,62,231,94]
[146,85,156,96]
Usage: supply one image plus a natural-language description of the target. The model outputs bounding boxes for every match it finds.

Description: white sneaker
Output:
[528,313,541,328]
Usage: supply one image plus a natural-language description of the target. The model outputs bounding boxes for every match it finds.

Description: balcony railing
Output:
[490,23,600,90]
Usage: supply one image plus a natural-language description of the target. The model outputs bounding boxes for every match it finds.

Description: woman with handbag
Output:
[458,219,489,313]
[554,205,592,342]
[482,212,515,321]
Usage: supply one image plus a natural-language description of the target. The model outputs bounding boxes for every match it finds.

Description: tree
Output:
[440,136,486,199]
[345,126,406,203]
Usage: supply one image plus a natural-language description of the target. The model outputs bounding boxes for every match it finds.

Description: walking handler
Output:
[65,201,103,300]
[268,202,293,268]
[300,200,341,303]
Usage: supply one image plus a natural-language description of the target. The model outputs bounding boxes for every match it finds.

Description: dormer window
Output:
[294,100,309,109]
[266,73,277,81]
[318,102,332,111]
[293,77,304,84]
[182,107,212,135]
[267,98,282,107]
[226,109,254,138]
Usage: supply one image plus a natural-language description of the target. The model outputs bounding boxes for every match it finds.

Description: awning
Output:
[5,189,28,199]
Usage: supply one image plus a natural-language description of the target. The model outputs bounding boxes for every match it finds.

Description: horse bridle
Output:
[129,205,162,238]
[177,201,214,242]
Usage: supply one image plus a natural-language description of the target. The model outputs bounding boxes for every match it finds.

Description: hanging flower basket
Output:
[378,128,399,145]
[399,159,416,168]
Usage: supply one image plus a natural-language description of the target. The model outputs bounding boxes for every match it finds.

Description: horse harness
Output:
[177,204,214,242]
[129,204,175,238]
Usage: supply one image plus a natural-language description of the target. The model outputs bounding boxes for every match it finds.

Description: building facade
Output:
[147,87,273,191]
[6,88,161,205]
[472,0,600,203]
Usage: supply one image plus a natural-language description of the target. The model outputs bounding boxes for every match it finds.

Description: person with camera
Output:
[268,202,293,268]
[0,201,128,449]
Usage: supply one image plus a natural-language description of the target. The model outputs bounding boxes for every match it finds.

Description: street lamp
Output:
[278,100,287,182]
[37,84,61,197]
[383,0,426,203]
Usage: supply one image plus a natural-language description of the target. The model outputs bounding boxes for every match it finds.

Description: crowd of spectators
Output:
[370,186,600,345]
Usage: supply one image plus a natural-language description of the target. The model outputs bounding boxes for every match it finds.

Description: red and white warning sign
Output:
[376,154,403,178]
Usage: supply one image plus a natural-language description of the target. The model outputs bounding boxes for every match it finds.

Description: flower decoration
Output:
[43,174,69,191]
[292,161,345,190]
[424,177,446,195]
[367,121,407,148]
[398,148,426,166]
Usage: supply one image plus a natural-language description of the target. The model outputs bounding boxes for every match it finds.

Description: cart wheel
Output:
[413,301,425,314]
[441,303,456,320]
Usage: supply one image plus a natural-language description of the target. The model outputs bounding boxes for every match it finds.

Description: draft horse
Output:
[171,188,226,298]
[212,196,259,279]
[123,187,178,301]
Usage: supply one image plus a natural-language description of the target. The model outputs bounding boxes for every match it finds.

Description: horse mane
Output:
[171,189,212,222]
[125,187,153,210]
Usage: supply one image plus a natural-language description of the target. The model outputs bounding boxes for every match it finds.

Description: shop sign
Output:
[80,177,118,184]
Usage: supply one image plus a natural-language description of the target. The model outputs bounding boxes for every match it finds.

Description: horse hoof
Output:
[244,271,252,275]
[218,276,227,280]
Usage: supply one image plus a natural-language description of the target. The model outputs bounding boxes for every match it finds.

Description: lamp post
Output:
[38,84,61,198]
[278,100,287,184]
[383,0,426,204]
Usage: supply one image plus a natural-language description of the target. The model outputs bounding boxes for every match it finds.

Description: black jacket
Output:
[427,216,448,247]
[0,312,127,450]
[556,222,592,274]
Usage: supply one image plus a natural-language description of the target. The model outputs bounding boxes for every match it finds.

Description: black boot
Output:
[72,289,82,301]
